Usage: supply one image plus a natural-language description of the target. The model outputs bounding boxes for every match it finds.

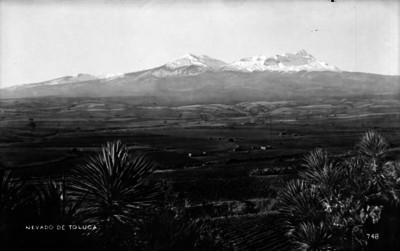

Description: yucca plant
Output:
[32,179,80,225]
[0,162,15,244]
[279,179,324,224]
[357,130,389,169]
[302,148,330,173]
[0,160,24,210]
[279,131,399,251]
[300,148,343,193]
[14,179,86,251]
[357,131,399,204]
[69,141,162,250]
[290,222,332,251]
[341,156,371,198]
[0,160,30,249]
[1,163,15,215]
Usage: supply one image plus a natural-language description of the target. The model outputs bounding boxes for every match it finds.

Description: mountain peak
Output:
[240,55,268,62]
[154,53,227,77]
[11,50,340,86]
[296,49,311,56]
[222,50,339,73]
[166,53,205,69]
[176,53,199,60]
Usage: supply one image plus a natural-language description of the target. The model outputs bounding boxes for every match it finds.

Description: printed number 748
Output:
[366,233,379,240]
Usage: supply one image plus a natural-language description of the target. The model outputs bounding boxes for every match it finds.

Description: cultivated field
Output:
[1,96,400,250]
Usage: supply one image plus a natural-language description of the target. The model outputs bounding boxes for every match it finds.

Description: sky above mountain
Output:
[0,0,399,88]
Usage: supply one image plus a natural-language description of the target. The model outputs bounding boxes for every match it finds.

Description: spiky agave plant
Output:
[357,130,389,169]
[278,180,326,235]
[0,160,28,249]
[279,132,399,250]
[290,222,332,251]
[300,148,344,192]
[279,165,354,250]
[279,180,323,220]
[280,149,361,250]
[69,141,162,250]
[0,161,18,215]
[14,179,86,251]
[33,179,80,225]
[357,131,399,202]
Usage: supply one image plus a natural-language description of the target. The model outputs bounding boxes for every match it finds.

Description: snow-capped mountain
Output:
[151,53,227,77]
[5,49,396,102]
[221,50,340,73]
[151,50,339,77]
[37,74,98,86]
[166,53,226,69]
[94,73,125,80]
[7,73,125,90]
[5,50,340,90]
[1,51,398,102]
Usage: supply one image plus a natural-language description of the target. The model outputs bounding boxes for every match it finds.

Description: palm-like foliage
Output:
[300,148,343,192]
[357,131,399,203]
[278,131,400,250]
[302,148,330,173]
[0,160,25,215]
[69,141,162,249]
[0,161,16,243]
[0,160,30,249]
[11,179,87,251]
[290,222,332,251]
[32,179,79,225]
[0,165,14,214]
[341,157,371,198]
[279,180,324,224]
[357,130,389,168]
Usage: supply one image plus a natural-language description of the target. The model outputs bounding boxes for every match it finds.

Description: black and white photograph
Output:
[0,0,399,250]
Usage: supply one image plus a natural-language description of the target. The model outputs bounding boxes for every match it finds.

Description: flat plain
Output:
[1,96,400,202]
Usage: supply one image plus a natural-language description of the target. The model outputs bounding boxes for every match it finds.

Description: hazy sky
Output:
[0,0,399,88]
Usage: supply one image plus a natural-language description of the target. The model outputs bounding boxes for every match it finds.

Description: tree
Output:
[69,141,162,250]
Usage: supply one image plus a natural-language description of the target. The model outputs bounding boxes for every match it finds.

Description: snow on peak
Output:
[222,50,339,73]
[165,53,226,70]
[43,73,98,86]
[152,50,340,77]
[240,55,268,62]
[12,72,126,89]
[95,72,125,80]
[166,53,207,69]
[152,53,227,77]
[296,49,312,57]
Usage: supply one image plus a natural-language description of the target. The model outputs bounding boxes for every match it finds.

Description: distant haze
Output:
[0,0,399,88]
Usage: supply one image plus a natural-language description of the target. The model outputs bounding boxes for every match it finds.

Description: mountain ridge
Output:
[1,50,399,103]
[3,50,340,89]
